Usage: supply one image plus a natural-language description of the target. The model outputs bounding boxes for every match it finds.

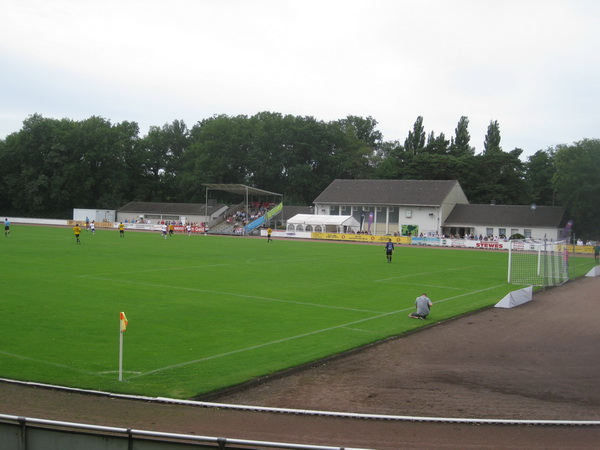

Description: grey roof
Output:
[313,179,462,206]
[444,204,566,228]
[118,201,223,215]
[281,205,313,221]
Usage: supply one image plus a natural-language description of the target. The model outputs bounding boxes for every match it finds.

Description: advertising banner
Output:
[311,232,410,244]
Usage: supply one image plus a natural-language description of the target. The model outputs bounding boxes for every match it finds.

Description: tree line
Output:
[0,112,598,239]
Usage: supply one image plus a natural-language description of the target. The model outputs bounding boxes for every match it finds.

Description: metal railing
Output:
[0,413,368,450]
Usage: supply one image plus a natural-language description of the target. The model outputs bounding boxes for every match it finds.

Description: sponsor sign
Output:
[311,232,409,244]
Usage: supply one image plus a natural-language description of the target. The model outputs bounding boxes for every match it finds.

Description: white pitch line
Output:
[341,327,379,334]
[77,263,231,278]
[78,256,342,279]
[433,284,506,304]
[130,284,507,379]
[0,351,96,375]
[396,282,467,291]
[81,276,386,314]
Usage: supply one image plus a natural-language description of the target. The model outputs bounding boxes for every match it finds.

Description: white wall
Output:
[395,206,439,236]
[2,217,68,226]
[73,209,115,222]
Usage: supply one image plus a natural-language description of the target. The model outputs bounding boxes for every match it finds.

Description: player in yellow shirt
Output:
[119,222,125,237]
[267,227,272,242]
[73,224,82,244]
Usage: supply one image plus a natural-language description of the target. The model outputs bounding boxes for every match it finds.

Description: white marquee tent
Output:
[286,214,360,233]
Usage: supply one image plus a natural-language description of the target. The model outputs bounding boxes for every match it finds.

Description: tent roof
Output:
[287,214,360,226]
[203,183,282,197]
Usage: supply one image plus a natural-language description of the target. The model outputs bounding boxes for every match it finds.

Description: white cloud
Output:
[1,0,599,158]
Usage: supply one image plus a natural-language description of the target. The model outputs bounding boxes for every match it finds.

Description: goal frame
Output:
[507,238,569,287]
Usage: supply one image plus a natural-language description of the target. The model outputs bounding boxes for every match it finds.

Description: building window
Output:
[499,228,506,238]
[524,229,532,238]
[405,210,412,218]
[511,229,518,236]
[486,228,493,237]
[341,206,347,212]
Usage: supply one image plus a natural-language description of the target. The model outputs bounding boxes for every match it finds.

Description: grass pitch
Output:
[0,225,594,398]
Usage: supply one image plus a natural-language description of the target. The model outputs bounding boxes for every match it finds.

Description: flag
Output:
[120,312,128,332]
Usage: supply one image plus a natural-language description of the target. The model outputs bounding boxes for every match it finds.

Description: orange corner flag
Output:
[120,312,128,332]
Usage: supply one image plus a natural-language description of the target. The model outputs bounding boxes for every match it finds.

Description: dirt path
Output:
[1,276,600,449]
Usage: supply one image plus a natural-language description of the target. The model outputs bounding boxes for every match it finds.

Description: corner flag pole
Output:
[119,312,128,381]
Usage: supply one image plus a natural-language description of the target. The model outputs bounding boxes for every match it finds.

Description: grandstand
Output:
[203,184,283,235]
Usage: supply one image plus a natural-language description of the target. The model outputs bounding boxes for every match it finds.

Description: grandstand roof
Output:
[118,201,223,215]
[203,184,282,197]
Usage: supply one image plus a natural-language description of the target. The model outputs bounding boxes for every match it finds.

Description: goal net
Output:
[507,239,569,286]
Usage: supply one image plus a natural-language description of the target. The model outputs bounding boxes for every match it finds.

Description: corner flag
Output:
[119,312,129,381]
[120,312,128,332]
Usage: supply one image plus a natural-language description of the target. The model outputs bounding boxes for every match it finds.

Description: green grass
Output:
[0,225,595,399]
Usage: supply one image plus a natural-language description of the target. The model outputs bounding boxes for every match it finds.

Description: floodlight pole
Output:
[205,186,209,229]
[245,186,249,231]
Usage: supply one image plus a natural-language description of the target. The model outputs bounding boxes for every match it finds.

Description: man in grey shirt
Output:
[409,293,433,320]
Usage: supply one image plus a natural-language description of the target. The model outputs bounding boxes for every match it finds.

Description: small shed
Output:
[286,214,360,233]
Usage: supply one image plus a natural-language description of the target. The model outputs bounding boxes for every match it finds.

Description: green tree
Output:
[553,139,600,240]
[525,149,556,206]
[337,115,383,151]
[469,148,528,205]
[449,116,475,157]
[424,131,449,155]
[468,120,527,204]
[179,115,252,203]
[1,114,80,216]
[404,116,426,155]
[0,114,142,216]
[371,140,404,179]
[483,120,502,154]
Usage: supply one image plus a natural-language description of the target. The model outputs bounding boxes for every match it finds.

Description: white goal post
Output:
[507,239,569,287]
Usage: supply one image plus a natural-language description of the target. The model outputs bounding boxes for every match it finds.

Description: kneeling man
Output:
[409,293,433,320]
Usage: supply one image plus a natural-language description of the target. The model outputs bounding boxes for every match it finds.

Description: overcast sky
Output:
[2,0,599,159]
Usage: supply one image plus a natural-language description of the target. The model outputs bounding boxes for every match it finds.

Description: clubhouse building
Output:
[310,179,567,240]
